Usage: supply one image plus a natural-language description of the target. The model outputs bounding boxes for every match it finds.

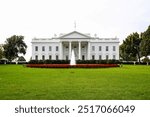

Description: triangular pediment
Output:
[59,31,91,39]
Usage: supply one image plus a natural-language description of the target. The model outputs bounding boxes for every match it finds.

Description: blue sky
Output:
[0,0,150,60]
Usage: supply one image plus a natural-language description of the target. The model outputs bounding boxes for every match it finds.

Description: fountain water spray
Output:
[70,49,76,65]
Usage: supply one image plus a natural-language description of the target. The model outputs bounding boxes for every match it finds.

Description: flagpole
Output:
[74,21,76,31]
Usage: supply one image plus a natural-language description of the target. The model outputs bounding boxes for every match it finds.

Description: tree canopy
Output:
[3,35,27,62]
[140,26,150,57]
[120,32,141,62]
[0,45,4,59]
[120,25,150,62]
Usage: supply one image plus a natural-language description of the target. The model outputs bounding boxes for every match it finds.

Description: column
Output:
[78,41,81,60]
[69,41,72,60]
[88,41,91,60]
[59,41,63,60]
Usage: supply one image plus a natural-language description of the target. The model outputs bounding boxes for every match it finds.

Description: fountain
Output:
[70,49,76,65]
[27,47,119,68]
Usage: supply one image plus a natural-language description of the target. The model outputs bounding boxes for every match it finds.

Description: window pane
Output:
[35,55,38,60]
[42,55,45,60]
[82,55,85,60]
[113,46,116,51]
[49,46,52,51]
[56,55,59,60]
[49,55,52,60]
[92,46,95,51]
[56,46,59,51]
[106,55,109,60]
[66,55,68,60]
[35,46,38,51]
[99,46,101,51]
[106,46,109,51]
[92,55,95,60]
[99,55,102,60]
[42,46,45,51]
[113,55,116,59]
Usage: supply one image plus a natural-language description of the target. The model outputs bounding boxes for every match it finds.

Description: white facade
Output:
[31,31,119,60]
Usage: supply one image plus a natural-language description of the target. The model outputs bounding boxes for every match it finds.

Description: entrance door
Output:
[66,55,68,60]
[82,55,85,60]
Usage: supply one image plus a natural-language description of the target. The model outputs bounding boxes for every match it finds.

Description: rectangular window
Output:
[49,55,52,60]
[106,55,109,60]
[56,46,59,51]
[42,55,45,60]
[42,46,45,51]
[113,55,116,59]
[106,46,109,51]
[92,46,95,51]
[35,46,38,51]
[35,55,38,60]
[113,46,116,51]
[82,55,85,60]
[49,46,52,51]
[82,46,85,51]
[66,55,68,60]
[99,55,102,60]
[66,46,68,51]
[92,55,95,60]
[99,46,102,51]
[56,55,59,60]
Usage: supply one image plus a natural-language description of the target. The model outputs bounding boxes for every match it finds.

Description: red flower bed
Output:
[26,64,119,68]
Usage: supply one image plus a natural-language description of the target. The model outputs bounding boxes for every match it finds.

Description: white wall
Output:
[90,42,119,60]
[31,36,119,60]
[32,42,60,60]
[32,42,119,60]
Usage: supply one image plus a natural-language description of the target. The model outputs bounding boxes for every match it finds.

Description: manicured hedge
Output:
[121,61,150,65]
[76,60,120,64]
[26,64,119,68]
[28,60,120,64]
[28,60,70,64]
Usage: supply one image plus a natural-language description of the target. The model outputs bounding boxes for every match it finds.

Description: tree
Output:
[3,35,27,62]
[0,45,4,59]
[120,41,131,61]
[142,57,150,65]
[140,25,150,57]
[131,32,141,63]
[119,32,141,62]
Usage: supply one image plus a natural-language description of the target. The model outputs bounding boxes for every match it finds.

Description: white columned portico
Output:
[69,41,72,60]
[88,41,91,60]
[78,41,81,60]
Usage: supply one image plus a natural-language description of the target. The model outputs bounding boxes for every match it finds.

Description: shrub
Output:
[28,60,70,64]
[26,64,119,68]
[28,59,120,64]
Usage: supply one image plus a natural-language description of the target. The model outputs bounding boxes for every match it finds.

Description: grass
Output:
[0,64,150,100]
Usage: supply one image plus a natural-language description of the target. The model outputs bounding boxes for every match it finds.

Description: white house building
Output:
[31,31,119,60]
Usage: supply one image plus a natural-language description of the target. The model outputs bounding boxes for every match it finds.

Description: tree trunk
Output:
[138,53,141,63]
[136,48,141,64]
[137,52,141,64]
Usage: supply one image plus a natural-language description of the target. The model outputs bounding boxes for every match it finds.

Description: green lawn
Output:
[0,65,150,100]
